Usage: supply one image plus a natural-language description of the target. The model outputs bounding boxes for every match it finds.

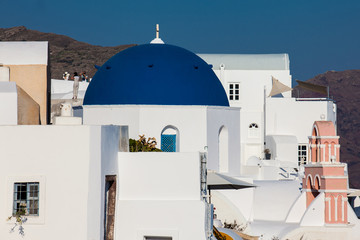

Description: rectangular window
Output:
[13,182,39,216]
[298,144,307,166]
[228,83,240,101]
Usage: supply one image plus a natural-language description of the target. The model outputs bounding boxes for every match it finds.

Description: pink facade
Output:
[304,121,348,224]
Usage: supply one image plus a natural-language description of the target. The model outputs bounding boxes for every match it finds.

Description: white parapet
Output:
[0,66,10,82]
[0,81,17,125]
[52,116,82,125]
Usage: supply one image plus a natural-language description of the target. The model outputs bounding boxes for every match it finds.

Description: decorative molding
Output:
[302,189,349,193]
[321,176,347,179]
[303,163,346,168]
[309,136,340,139]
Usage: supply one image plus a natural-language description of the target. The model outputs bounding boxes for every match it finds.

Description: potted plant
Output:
[264,148,271,160]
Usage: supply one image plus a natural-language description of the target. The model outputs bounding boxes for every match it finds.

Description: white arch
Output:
[219,125,229,173]
[312,124,319,137]
[306,174,313,188]
[314,174,321,188]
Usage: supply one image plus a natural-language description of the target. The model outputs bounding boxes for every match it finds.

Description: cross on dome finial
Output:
[150,24,164,44]
[156,24,159,39]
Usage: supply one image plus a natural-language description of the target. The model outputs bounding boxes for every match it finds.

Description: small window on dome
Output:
[229,83,240,101]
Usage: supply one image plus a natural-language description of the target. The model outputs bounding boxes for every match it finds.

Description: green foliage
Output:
[129,134,162,152]
[7,203,27,236]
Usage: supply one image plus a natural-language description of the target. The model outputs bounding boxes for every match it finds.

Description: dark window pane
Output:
[13,182,39,216]
[235,96,239,100]
[20,191,26,200]
[229,84,233,89]
[235,90,239,94]
[230,96,233,100]
[230,90,233,94]
[235,84,239,89]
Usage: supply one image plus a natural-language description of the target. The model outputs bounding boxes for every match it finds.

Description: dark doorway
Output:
[104,175,117,240]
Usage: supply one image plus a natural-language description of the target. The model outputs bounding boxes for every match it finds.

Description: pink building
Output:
[304,121,348,224]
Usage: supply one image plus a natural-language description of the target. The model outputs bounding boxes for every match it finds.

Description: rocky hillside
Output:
[0,26,135,79]
[294,70,360,188]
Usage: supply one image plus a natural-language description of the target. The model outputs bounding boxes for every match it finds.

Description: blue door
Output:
[161,134,176,152]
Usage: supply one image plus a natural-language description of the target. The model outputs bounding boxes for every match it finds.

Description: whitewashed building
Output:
[0,36,359,240]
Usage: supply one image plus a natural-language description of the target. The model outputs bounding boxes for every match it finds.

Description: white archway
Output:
[219,125,229,173]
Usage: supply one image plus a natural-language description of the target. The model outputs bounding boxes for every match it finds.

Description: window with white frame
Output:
[248,123,260,138]
[228,83,240,101]
[13,182,39,216]
[298,144,307,165]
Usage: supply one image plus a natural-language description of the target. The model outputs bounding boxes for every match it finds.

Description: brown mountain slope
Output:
[294,70,360,188]
[0,26,136,79]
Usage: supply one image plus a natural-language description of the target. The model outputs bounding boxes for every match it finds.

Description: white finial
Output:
[150,24,164,44]
[156,24,159,39]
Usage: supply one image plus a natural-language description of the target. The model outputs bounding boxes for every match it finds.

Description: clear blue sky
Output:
[1,0,360,81]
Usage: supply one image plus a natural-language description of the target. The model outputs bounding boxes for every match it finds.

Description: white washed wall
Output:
[0,125,119,240]
[117,152,208,240]
[266,98,336,143]
[0,82,17,125]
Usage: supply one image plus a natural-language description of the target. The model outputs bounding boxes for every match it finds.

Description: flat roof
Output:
[0,41,48,65]
[197,53,290,70]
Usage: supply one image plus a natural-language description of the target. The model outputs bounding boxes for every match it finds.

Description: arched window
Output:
[161,126,179,152]
[248,123,260,138]
[219,126,229,172]
[314,175,321,189]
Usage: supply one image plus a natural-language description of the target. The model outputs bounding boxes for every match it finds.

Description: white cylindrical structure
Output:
[0,66,10,82]
[60,103,73,117]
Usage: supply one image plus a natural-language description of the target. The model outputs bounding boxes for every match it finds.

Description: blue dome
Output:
[83,44,229,107]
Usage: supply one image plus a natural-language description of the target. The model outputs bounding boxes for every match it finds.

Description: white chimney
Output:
[0,66,10,82]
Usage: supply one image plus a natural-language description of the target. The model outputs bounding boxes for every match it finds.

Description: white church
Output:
[0,31,359,240]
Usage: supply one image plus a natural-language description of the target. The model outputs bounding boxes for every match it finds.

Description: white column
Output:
[334,196,338,221]
[322,144,325,162]
[328,144,331,162]
[317,144,320,163]
[335,144,340,162]
[326,197,331,222]
[220,64,225,85]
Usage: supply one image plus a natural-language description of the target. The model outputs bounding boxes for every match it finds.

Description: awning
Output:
[268,76,292,97]
[296,80,328,95]
[207,171,256,190]
[348,189,360,197]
